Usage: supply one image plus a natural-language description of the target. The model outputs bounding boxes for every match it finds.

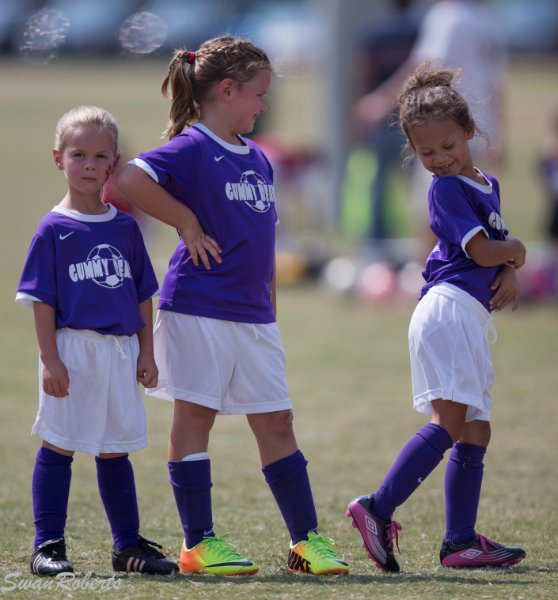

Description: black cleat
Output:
[112,536,179,575]
[30,538,74,577]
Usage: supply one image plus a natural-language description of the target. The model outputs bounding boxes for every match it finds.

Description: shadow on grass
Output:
[118,564,539,587]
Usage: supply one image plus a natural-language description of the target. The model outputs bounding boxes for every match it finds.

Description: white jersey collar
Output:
[52,203,118,222]
[193,123,250,155]
[457,168,492,194]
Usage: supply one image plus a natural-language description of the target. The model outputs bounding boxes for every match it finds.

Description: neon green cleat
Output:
[179,533,259,576]
[288,532,350,575]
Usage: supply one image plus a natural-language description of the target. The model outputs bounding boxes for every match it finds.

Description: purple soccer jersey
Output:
[16,204,158,335]
[421,172,509,311]
[132,124,277,324]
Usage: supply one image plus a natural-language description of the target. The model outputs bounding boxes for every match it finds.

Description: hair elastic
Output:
[186,51,196,64]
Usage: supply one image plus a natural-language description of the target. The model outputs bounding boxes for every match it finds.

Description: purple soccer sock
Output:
[262,450,318,544]
[32,447,73,548]
[373,423,453,519]
[444,442,486,544]
[96,455,140,552]
[168,459,214,549]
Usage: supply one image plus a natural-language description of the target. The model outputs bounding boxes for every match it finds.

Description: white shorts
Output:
[32,328,147,455]
[146,311,292,415]
[408,283,496,422]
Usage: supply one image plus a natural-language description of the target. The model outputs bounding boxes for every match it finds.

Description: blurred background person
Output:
[354,0,508,262]
[350,0,421,248]
[535,103,558,299]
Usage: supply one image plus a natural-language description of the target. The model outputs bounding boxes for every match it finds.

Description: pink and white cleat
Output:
[440,533,526,568]
[347,494,402,573]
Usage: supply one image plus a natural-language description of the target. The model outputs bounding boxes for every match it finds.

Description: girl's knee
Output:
[42,441,74,457]
[461,420,491,447]
[265,410,295,437]
[431,400,468,442]
[249,409,294,438]
[173,400,216,429]
[98,452,128,459]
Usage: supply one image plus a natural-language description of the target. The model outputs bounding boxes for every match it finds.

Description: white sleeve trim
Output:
[462,226,487,258]
[129,158,159,183]
[15,292,42,308]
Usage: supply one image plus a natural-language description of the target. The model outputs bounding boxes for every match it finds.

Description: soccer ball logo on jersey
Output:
[225,169,275,213]
[488,212,509,237]
[68,244,132,289]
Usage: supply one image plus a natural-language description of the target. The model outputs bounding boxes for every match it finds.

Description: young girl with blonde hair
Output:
[117,36,349,577]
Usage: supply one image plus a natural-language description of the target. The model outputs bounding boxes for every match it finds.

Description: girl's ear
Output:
[113,153,121,169]
[465,120,476,140]
[107,154,121,176]
[218,78,236,99]
[53,149,64,170]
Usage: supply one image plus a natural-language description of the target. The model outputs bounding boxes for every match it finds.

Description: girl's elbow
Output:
[468,251,496,268]
[115,168,141,199]
[473,257,492,268]
[113,169,127,193]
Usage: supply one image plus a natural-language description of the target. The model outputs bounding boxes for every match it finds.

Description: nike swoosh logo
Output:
[214,155,225,162]
[59,232,74,240]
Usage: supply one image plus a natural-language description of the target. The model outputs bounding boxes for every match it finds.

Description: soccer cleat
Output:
[112,536,179,575]
[347,494,402,573]
[288,532,350,575]
[440,533,526,568]
[30,538,74,577]
[179,533,259,576]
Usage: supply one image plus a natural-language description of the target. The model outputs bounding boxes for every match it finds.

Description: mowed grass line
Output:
[0,58,557,598]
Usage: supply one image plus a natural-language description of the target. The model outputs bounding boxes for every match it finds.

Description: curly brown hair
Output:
[397,62,476,163]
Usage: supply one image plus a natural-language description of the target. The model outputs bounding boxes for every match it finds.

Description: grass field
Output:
[0,56,557,599]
